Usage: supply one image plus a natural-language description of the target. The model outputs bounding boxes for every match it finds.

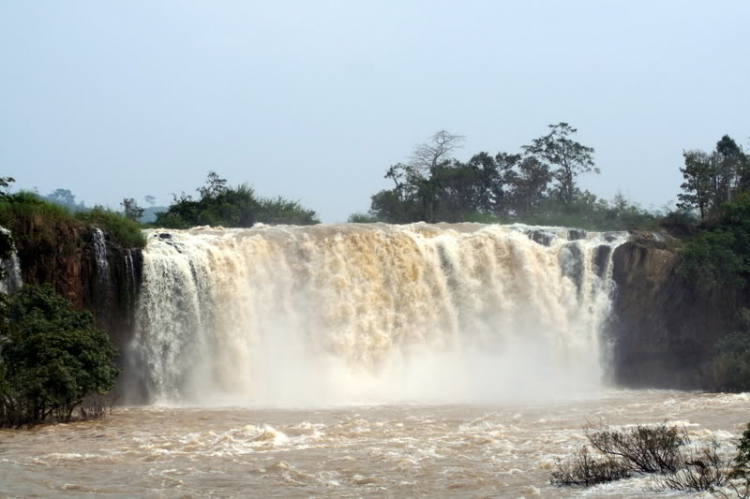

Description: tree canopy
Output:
[0,285,118,427]
[155,172,319,228]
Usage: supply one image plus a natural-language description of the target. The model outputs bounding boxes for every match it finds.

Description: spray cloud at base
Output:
[127,223,627,406]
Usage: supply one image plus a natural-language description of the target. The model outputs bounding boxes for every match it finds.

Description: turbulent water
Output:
[3,223,749,498]
[127,223,627,406]
[1,391,748,498]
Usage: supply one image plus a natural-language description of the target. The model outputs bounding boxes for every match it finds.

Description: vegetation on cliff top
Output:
[0,189,146,249]
[0,285,118,427]
[154,171,319,228]
[355,124,667,231]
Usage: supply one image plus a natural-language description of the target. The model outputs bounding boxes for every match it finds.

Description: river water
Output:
[1,390,748,498]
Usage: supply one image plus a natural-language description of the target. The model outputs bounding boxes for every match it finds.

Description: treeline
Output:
[153,172,319,228]
[355,124,661,231]
[671,136,750,392]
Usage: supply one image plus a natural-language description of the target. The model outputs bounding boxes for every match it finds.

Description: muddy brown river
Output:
[1,389,748,498]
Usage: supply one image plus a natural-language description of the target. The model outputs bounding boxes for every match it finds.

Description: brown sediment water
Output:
[1,390,747,498]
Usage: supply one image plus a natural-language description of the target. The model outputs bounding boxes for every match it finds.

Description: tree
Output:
[410,130,465,173]
[120,198,144,221]
[144,195,156,206]
[47,188,77,208]
[197,171,228,199]
[523,123,598,207]
[678,150,714,220]
[0,176,14,200]
[0,285,118,426]
[506,156,552,216]
[155,172,318,228]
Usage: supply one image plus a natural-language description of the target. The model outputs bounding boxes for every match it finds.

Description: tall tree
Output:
[678,150,714,220]
[120,198,144,221]
[522,123,598,207]
[409,130,465,173]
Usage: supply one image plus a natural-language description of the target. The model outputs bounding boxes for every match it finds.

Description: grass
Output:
[0,191,146,249]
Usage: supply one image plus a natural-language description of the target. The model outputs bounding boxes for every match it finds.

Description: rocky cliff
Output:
[9,219,142,354]
[609,235,747,389]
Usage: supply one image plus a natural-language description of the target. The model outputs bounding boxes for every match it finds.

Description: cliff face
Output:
[10,220,142,353]
[609,236,745,389]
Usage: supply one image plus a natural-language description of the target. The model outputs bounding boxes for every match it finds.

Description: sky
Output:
[1,1,748,222]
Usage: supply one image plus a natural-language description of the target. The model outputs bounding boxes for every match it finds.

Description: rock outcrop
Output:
[609,234,746,389]
[10,220,142,354]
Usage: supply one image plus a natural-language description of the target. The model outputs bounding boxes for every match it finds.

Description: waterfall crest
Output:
[130,223,628,406]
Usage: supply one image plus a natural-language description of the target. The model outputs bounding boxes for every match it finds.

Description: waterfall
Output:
[130,223,628,406]
[0,227,22,294]
[92,227,110,283]
[124,249,137,305]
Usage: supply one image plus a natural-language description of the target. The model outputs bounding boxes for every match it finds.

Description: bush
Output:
[678,193,750,291]
[155,173,319,228]
[551,446,631,487]
[586,423,688,473]
[75,206,146,248]
[347,212,380,223]
[707,324,750,392]
[0,285,119,427]
[657,440,728,492]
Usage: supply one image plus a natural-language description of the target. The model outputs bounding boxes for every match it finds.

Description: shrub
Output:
[709,332,750,392]
[551,446,631,487]
[155,172,319,228]
[347,212,380,223]
[0,191,145,249]
[678,193,750,291]
[586,423,688,473]
[75,207,146,248]
[0,285,119,427]
[657,440,728,492]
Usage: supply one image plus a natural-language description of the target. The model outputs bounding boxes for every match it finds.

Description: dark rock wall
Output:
[11,223,143,354]
[609,238,746,389]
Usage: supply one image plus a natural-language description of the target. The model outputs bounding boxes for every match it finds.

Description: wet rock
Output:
[568,229,586,241]
[593,245,612,278]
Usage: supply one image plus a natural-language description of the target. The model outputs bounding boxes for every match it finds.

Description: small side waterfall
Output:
[130,223,628,406]
[124,249,138,305]
[92,228,110,285]
[0,227,22,294]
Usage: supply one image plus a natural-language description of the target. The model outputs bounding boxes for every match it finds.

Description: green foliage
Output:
[256,196,319,225]
[522,122,599,206]
[679,193,750,290]
[347,212,380,223]
[75,207,146,248]
[0,191,145,249]
[43,188,88,212]
[120,198,144,221]
[368,125,660,230]
[0,285,118,427]
[730,423,750,480]
[156,172,319,228]
[678,136,749,220]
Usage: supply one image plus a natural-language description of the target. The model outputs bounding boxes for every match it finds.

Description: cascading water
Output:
[124,249,137,305]
[0,227,22,294]
[129,223,628,406]
[92,227,110,283]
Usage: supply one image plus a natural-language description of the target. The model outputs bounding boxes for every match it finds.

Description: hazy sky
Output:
[1,1,748,222]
